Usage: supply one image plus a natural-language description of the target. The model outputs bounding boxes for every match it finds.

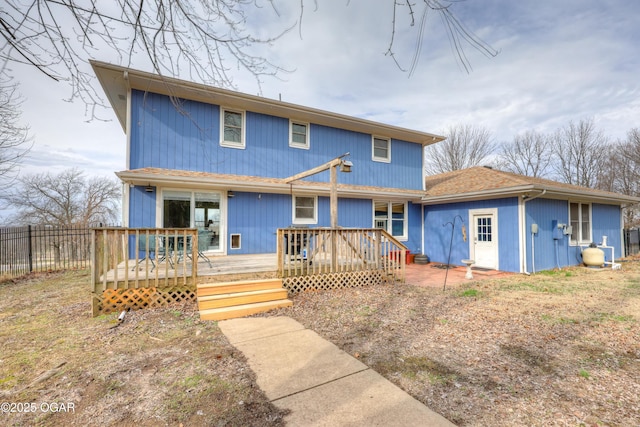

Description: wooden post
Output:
[330,164,338,228]
[331,165,338,271]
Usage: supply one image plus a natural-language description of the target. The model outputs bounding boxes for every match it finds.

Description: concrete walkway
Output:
[218,316,455,426]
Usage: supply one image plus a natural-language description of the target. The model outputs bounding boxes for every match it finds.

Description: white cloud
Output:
[7,0,640,184]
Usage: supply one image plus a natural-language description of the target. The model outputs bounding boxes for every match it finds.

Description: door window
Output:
[476,216,492,242]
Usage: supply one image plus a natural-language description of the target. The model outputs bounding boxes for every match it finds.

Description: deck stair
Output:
[197,278,292,321]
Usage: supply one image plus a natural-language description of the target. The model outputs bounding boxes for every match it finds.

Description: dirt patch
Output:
[264,260,640,426]
[0,271,287,426]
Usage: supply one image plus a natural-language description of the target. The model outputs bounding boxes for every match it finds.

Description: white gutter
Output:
[422,186,640,206]
[421,185,536,204]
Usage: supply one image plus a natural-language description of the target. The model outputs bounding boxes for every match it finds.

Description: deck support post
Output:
[331,165,338,270]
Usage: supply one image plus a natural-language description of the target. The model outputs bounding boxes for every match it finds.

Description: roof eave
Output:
[420,183,640,206]
[420,185,535,205]
[540,186,640,205]
[116,170,423,201]
[92,60,445,145]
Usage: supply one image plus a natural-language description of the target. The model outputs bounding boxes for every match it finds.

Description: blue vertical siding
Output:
[227,192,291,254]
[127,186,158,258]
[592,203,622,260]
[226,194,419,254]
[335,199,372,228]
[226,194,374,254]
[129,186,157,227]
[406,203,423,255]
[524,198,572,271]
[424,198,520,272]
[130,91,219,172]
[129,90,424,189]
[424,206,470,266]
[524,200,622,271]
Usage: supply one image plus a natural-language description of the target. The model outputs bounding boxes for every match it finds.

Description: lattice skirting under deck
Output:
[92,286,196,317]
[282,270,387,296]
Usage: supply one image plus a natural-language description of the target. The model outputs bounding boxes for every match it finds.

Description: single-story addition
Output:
[421,166,640,273]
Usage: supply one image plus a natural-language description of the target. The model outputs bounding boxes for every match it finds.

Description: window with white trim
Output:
[372,136,391,162]
[569,202,591,244]
[221,108,245,148]
[290,121,310,149]
[373,201,407,239]
[293,195,317,224]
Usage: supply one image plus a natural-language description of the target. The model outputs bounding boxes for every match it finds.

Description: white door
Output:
[470,209,499,270]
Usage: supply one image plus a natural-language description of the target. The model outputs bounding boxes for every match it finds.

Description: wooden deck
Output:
[101,253,277,282]
[201,253,277,275]
[91,227,407,317]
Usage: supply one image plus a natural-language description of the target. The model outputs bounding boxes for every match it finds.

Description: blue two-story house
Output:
[93,61,639,274]
[92,61,444,258]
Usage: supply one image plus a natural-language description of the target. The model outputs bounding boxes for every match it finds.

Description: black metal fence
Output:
[624,228,639,257]
[0,225,98,279]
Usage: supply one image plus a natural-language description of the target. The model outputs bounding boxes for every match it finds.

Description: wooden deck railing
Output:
[90,228,199,294]
[276,228,407,282]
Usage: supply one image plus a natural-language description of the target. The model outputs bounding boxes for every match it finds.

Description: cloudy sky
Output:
[9,0,640,182]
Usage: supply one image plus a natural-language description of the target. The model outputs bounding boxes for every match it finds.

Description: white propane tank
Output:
[582,246,605,267]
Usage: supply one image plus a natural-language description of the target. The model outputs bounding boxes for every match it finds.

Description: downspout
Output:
[124,70,132,227]
[421,204,425,256]
[521,189,547,275]
[620,207,625,258]
[122,181,129,227]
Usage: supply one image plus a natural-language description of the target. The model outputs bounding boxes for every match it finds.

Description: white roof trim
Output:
[91,60,445,146]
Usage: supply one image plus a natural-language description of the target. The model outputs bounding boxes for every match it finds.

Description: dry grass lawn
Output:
[0,270,286,426]
[1,258,639,426]
[273,259,640,426]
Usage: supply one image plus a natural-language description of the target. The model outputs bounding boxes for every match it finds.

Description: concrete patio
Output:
[404,262,513,289]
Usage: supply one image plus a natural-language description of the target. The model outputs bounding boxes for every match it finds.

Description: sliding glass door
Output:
[162,190,223,252]
[195,193,220,251]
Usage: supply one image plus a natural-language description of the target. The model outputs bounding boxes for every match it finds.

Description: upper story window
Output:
[221,108,245,148]
[292,195,317,225]
[569,202,591,245]
[290,121,310,149]
[372,136,391,162]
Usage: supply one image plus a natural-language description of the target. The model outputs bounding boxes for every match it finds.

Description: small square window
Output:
[293,195,317,224]
[221,108,245,148]
[372,136,391,162]
[290,121,310,149]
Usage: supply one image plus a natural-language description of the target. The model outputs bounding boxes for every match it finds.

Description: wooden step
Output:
[199,299,293,321]
[197,278,283,297]
[198,288,288,310]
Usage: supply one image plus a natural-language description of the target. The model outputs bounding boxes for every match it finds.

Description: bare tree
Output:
[618,128,640,184]
[6,168,120,227]
[385,0,498,75]
[1,0,291,111]
[0,79,31,189]
[425,124,496,175]
[496,130,553,178]
[552,118,608,188]
[602,129,640,227]
[1,1,496,114]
